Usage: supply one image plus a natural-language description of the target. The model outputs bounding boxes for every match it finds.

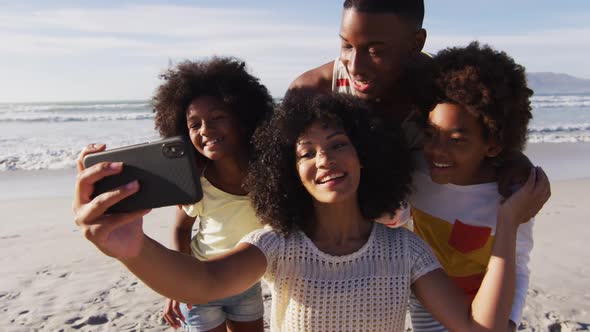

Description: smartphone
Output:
[83,136,203,213]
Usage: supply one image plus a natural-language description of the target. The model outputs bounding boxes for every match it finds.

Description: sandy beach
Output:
[1,142,589,331]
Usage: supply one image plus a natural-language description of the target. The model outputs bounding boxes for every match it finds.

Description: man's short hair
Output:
[343,0,425,28]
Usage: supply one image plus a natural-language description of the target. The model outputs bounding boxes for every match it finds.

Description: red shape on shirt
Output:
[448,219,491,253]
[336,78,350,87]
[452,273,486,302]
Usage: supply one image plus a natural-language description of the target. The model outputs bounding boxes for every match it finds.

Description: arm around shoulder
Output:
[497,151,534,198]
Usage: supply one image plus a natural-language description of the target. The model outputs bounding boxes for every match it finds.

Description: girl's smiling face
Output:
[296,122,361,204]
[186,96,244,161]
[423,103,501,185]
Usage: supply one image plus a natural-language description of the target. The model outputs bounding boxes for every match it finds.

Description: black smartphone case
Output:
[83,136,203,213]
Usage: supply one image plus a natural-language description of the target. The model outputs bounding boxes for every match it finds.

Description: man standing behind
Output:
[290,0,435,149]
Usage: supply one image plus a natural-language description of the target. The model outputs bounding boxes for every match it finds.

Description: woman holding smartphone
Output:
[73,92,550,331]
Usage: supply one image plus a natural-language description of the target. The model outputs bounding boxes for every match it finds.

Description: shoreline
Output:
[0,141,588,198]
[0,168,76,201]
[524,142,590,181]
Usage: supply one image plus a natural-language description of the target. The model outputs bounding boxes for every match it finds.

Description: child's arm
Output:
[73,145,267,305]
[498,152,536,328]
[509,217,534,327]
[171,206,196,255]
[412,167,550,332]
[162,207,196,329]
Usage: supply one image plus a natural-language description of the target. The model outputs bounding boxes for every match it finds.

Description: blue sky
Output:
[1,0,589,102]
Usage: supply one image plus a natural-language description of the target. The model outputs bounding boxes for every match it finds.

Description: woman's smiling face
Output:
[295,121,361,204]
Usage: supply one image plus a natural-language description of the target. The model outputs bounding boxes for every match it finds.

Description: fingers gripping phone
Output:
[83,136,203,213]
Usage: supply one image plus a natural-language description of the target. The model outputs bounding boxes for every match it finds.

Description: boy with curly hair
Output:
[408,42,536,332]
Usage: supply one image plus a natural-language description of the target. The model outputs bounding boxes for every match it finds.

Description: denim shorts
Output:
[180,283,264,331]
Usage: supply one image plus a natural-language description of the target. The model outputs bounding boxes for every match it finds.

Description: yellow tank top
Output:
[183,176,262,260]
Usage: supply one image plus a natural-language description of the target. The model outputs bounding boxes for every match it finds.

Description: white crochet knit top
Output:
[239,222,441,332]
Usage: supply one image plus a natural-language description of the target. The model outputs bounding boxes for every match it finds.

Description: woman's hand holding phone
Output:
[73,143,152,260]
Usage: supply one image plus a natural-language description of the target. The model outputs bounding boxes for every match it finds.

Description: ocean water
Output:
[0,95,589,171]
[527,94,590,144]
[0,101,158,172]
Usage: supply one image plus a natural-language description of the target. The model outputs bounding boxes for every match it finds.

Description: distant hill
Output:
[528,72,590,94]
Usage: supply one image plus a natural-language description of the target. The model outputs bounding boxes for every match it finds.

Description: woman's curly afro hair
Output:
[245,90,413,236]
[434,41,533,156]
[152,56,274,163]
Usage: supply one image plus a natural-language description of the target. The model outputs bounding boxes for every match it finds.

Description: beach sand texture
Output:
[1,143,589,331]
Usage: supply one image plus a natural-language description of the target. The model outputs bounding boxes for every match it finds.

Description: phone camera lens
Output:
[163,142,185,158]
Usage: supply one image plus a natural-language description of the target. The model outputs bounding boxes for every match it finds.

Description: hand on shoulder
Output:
[496,152,534,198]
[498,166,550,228]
